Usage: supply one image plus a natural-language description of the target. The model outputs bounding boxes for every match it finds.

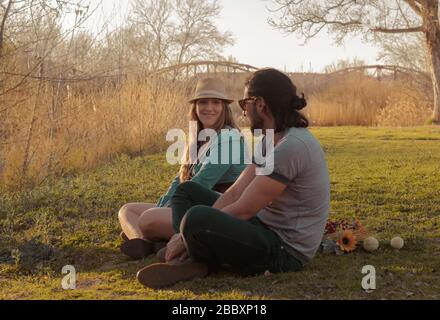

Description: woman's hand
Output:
[165,233,188,263]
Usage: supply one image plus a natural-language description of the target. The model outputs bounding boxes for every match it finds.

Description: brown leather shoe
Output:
[136,259,208,289]
[120,239,154,260]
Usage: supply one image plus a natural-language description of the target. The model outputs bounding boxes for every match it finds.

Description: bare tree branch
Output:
[371,26,424,33]
[403,0,423,16]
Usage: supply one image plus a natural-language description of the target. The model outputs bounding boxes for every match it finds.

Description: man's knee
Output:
[181,205,211,236]
[174,181,200,199]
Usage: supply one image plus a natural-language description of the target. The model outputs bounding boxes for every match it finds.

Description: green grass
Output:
[1,126,440,300]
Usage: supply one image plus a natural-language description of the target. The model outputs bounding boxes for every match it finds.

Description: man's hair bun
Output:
[291,93,307,111]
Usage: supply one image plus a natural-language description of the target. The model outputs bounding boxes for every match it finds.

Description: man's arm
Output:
[213,164,257,210]
[222,175,287,220]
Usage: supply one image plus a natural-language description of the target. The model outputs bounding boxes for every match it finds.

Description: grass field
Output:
[1,127,440,300]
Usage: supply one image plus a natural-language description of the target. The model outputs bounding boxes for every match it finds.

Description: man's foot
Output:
[120,239,154,260]
[120,232,129,242]
[136,259,208,289]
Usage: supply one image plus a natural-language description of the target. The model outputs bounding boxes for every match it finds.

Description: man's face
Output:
[242,87,264,132]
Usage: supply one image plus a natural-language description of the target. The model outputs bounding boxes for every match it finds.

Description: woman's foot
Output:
[120,239,154,260]
[136,259,208,289]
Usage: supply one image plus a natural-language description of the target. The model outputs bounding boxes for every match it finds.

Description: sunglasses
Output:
[238,97,259,111]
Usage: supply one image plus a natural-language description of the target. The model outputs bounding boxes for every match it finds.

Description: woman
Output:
[118,77,247,259]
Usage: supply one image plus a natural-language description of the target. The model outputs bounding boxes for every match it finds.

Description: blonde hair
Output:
[179,100,239,183]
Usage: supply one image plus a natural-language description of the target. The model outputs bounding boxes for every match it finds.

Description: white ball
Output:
[363,237,379,252]
[390,237,404,249]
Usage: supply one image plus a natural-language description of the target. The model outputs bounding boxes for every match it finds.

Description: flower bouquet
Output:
[322,219,369,255]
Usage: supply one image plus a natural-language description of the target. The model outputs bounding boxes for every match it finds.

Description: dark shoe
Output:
[136,259,208,289]
[120,232,129,242]
[156,247,167,263]
[120,239,154,260]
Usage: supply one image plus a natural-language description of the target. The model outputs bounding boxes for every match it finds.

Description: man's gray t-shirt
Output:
[255,128,330,265]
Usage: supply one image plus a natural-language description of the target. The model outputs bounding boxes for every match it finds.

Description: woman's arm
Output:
[189,162,232,190]
[190,133,245,190]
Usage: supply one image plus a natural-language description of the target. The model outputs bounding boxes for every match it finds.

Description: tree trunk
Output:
[427,35,440,123]
[20,61,43,187]
[430,41,440,123]
[0,0,13,58]
[424,0,440,123]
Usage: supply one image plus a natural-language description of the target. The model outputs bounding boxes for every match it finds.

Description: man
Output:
[136,68,331,289]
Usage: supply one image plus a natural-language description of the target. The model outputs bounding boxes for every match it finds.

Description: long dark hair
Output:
[245,68,309,132]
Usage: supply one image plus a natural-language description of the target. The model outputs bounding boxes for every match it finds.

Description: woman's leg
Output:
[118,203,156,240]
[138,208,174,242]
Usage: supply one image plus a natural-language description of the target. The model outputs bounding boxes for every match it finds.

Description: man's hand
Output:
[165,233,188,263]
[222,175,287,220]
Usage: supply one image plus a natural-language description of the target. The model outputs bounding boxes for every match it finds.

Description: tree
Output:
[130,0,233,72]
[131,0,174,70]
[172,0,234,64]
[268,0,440,123]
[376,33,428,71]
[0,0,98,186]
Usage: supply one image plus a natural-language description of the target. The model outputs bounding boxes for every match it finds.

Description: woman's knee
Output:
[118,203,132,222]
[138,212,158,234]
[139,209,172,237]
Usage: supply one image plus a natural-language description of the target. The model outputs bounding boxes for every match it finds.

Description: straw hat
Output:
[189,78,234,104]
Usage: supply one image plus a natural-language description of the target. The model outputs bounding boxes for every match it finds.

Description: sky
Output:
[217,0,381,72]
[84,0,381,73]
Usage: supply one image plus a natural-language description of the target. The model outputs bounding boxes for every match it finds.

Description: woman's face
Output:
[195,98,224,129]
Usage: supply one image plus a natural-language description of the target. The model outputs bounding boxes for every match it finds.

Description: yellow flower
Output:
[337,229,358,253]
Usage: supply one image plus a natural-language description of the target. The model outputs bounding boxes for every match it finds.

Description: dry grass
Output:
[376,87,433,126]
[0,76,189,190]
[0,71,435,190]
[303,73,432,127]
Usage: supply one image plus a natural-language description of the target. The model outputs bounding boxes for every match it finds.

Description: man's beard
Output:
[248,108,264,134]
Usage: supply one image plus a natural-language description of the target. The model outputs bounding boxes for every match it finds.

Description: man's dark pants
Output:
[171,181,303,276]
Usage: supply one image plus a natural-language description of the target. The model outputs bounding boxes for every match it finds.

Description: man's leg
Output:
[180,206,301,276]
[137,181,302,288]
[171,181,221,233]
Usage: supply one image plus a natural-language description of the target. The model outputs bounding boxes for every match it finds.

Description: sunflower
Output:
[337,229,358,253]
